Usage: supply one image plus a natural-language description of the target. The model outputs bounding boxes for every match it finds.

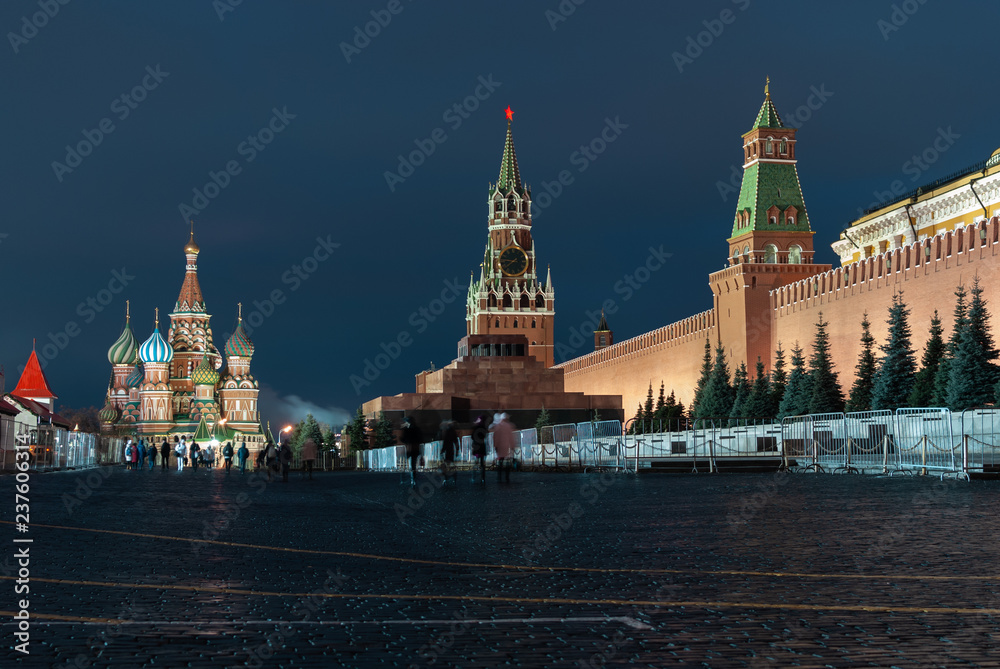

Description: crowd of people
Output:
[121,434,321,483]
[401,412,517,486]
[122,437,252,474]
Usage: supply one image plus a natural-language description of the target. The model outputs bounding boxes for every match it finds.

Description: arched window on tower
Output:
[780,138,787,154]
[788,245,802,264]
[495,318,500,328]
[766,139,773,154]
[508,197,516,214]
[503,294,512,309]
[520,294,529,309]
[488,294,497,308]
[764,244,777,264]
[536,295,545,308]
[513,319,518,328]
[531,318,536,328]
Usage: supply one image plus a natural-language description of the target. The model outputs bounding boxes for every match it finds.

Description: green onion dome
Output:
[191,356,220,386]
[225,321,254,358]
[98,400,121,424]
[125,363,144,388]
[107,322,138,365]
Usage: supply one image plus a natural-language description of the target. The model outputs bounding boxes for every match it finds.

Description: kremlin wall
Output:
[557,85,1000,417]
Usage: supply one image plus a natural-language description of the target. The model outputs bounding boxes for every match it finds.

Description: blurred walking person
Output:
[175,437,186,471]
[401,416,424,486]
[237,442,249,474]
[223,441,234,473]
[439,419,459,486]
[471,414,488,485]
[160,439,170,470]
[301,437,317,480]
[491,412,516,484]
[148,441,157,470]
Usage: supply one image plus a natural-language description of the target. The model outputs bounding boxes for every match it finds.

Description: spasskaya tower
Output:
[466,108,555,367]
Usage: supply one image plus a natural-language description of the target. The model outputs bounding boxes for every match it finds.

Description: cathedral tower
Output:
[218,305,260,432]
[466,108,555,367]
[168,222,220,403]
[138,309,174,433]
[709,80,830,370]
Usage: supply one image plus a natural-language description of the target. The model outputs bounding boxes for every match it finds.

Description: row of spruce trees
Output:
[629,277,999,425]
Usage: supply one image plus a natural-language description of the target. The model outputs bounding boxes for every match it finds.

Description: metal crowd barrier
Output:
[962,408,1000,476]
[893,408,960,477]
[780,413,847,472]
[843,410,894,473]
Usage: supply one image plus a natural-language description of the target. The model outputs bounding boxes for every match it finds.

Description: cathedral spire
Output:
[751,76,783,130]
[175,226,207,314]
[497,107,522,193]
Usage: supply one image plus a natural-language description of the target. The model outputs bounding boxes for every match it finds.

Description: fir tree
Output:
[653,382,667,422]
[908,311,944,407]
[947,276,999,410]
[871,293,917,411]
[807,313,845,414]
[698,342,734,421]
[373,411,394,449]
[771,343,788,413]
[845,312,877,413]
[933,284,967,405]
[628,403,644,434]
[691,338,713,419]
[344,407,368,452]
[730,362,751,421]
[777,344,810,418]
[642,383,655,423]
[534,406,552,433]
[297,413,325,455]
[744,358,774,419]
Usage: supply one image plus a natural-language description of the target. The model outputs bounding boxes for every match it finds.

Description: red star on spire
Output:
[505,106,514,122]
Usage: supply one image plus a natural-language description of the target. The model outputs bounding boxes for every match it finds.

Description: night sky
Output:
[2,0,999,430]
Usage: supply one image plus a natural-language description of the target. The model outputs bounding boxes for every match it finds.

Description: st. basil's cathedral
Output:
[98,227,266,448]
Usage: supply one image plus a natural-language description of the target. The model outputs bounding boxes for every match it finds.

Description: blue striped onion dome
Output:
[125,362,144,388]
[191,356,220,385]
[107,322,137,365]
[225,321,254,358]
[139,325,174,363]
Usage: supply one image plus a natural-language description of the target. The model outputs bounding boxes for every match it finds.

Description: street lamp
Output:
[281,425,292,445]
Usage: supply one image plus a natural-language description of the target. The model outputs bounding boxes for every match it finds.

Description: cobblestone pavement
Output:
[3,465,1000,667]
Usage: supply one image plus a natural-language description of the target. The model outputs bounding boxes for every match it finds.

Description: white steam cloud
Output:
[257,384,353,433]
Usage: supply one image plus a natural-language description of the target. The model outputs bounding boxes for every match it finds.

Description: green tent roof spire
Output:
[751,76,783,130]
[497,107,522,193]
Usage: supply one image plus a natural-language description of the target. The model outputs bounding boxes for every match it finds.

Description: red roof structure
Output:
[4,395,71,427]
[13,349,57,400]
[0,398,19,416]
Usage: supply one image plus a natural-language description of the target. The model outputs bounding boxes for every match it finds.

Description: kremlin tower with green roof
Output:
[709,79,830,373]
[100,228,265,451]
[466,107,556,367]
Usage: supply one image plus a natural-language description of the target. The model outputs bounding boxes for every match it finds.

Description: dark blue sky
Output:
[2,0,998,429]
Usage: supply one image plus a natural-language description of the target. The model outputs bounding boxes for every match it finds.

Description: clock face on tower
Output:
[499,246,528,277]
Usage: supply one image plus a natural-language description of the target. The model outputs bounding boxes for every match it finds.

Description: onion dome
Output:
[125,362,144,388]
[225,319,254,358]
[107,319,137,365]
[139,310,174,363]
[98,400,121,424]
[191,356,220,386]
[184,220,200,254]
